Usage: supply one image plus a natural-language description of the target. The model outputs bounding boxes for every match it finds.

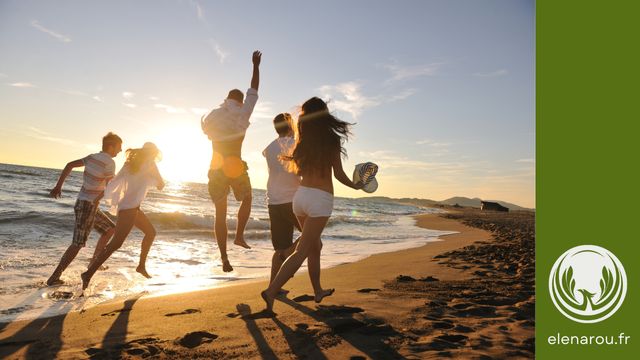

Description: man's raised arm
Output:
[251,51,261,91]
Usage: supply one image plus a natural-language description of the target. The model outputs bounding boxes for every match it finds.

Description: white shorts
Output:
[293,186,334,218]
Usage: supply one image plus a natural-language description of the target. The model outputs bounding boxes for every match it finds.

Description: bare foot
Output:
[222,260,233,272]
[46,278,64,286]
[261,290,275,314]
[315,288,335,303]
[277,288,290,294]
[234,238,251,249]
[80,272,90,290]
[136,266,152,279]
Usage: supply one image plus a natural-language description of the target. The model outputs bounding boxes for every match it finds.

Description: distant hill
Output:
[360,196,534,212]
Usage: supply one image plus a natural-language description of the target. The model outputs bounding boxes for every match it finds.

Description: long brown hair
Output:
[125,143,161,174]
[280,97,353,177]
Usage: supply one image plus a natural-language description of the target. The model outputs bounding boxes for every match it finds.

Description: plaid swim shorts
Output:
[72,199,116,248]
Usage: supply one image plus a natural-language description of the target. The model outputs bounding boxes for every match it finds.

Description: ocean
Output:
[0,163,454,323]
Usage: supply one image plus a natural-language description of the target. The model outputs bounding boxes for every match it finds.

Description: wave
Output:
[0,210,74,225]
[145,211,270,231]
[0,169,42,177]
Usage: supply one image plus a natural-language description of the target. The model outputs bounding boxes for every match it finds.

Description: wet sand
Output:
[0,208,535,359]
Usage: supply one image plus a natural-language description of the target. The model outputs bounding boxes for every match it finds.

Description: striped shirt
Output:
[77,152,116,202]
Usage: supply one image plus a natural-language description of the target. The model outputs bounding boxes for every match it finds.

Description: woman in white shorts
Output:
[261,97,364,315]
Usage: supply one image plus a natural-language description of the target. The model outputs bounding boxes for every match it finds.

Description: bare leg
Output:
[262,216,329,312]
[81,208,138,290]
[279,236,300,262]
[47,244,81,285]
[269,250,290,294]
[233,192,252,249]
[133,209,156,279]
[307,237,332,302]
[269,251,283,286]
[214,199,233,272]
[88,228,115,271]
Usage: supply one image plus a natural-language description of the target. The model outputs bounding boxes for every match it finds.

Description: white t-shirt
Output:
[262,137,301,205]
[77,152,116,202]
[103,159,161,215]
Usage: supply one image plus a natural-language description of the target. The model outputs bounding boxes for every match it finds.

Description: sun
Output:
[153,126,211,183]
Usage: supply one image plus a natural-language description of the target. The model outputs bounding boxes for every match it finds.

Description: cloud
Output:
[30,20,71,42]
[155,104,186,113]
[56,88,86,96]
[93,96,104,102]
[121,116,148,125]
[8,82,35,88]
[416,139,452,147]
[474,70,508,77]
[357,151,470,177]
[516,158,535,163]
[123,92,135,99]
[422,149,451,157]
[187,0,204,21]
[250,102,275,120]
[25,126,49,135]
[192,108,208,115]
[206,39,228,63]
[388,88,419,102]
[208,41,229,63]
[123,103,137,108]
[0,73,9,78]
[383,61,448,83]
[178,0,204,22]
[319,81,380,119]
[24,128,85,147]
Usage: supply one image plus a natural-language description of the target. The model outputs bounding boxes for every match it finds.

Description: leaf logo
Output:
[549,245,627,323]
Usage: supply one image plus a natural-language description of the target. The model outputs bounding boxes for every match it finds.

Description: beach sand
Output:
[0,208,535,359]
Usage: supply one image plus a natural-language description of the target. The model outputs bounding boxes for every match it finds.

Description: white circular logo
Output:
[549,245,627,323]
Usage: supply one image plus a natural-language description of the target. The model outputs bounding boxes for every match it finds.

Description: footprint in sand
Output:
[101,309,131,317]
[435,334,468,343]
[432,322,455,330]
[49,291,74,300]
[356,288,379,293]
[320,305,364,315]
[85,338,161,358]
[175,331,218,349]
[165,309,200,317]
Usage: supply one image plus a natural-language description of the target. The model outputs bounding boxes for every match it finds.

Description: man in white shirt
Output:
[47,132,122,285]
[262,113,301,289]
[201,51,261,272]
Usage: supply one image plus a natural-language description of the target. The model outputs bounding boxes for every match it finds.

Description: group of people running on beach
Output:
[47,51,366,316]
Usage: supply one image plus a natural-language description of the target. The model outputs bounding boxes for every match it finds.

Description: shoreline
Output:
[0,210,535,359]
[0,207,444,325]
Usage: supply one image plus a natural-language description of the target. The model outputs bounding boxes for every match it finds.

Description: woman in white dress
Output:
[81,142,165,290]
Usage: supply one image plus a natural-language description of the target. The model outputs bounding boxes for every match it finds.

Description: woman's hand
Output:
[353,181,365,190]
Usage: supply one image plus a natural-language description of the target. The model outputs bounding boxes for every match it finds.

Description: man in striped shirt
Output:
[46,132,123,286]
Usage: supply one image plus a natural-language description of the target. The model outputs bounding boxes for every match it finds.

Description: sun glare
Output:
[154,126,211,183]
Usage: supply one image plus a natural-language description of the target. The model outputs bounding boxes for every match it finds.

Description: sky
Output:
[0,0,535,208]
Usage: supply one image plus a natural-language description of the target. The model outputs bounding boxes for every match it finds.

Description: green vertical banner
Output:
[537,1,639,358]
